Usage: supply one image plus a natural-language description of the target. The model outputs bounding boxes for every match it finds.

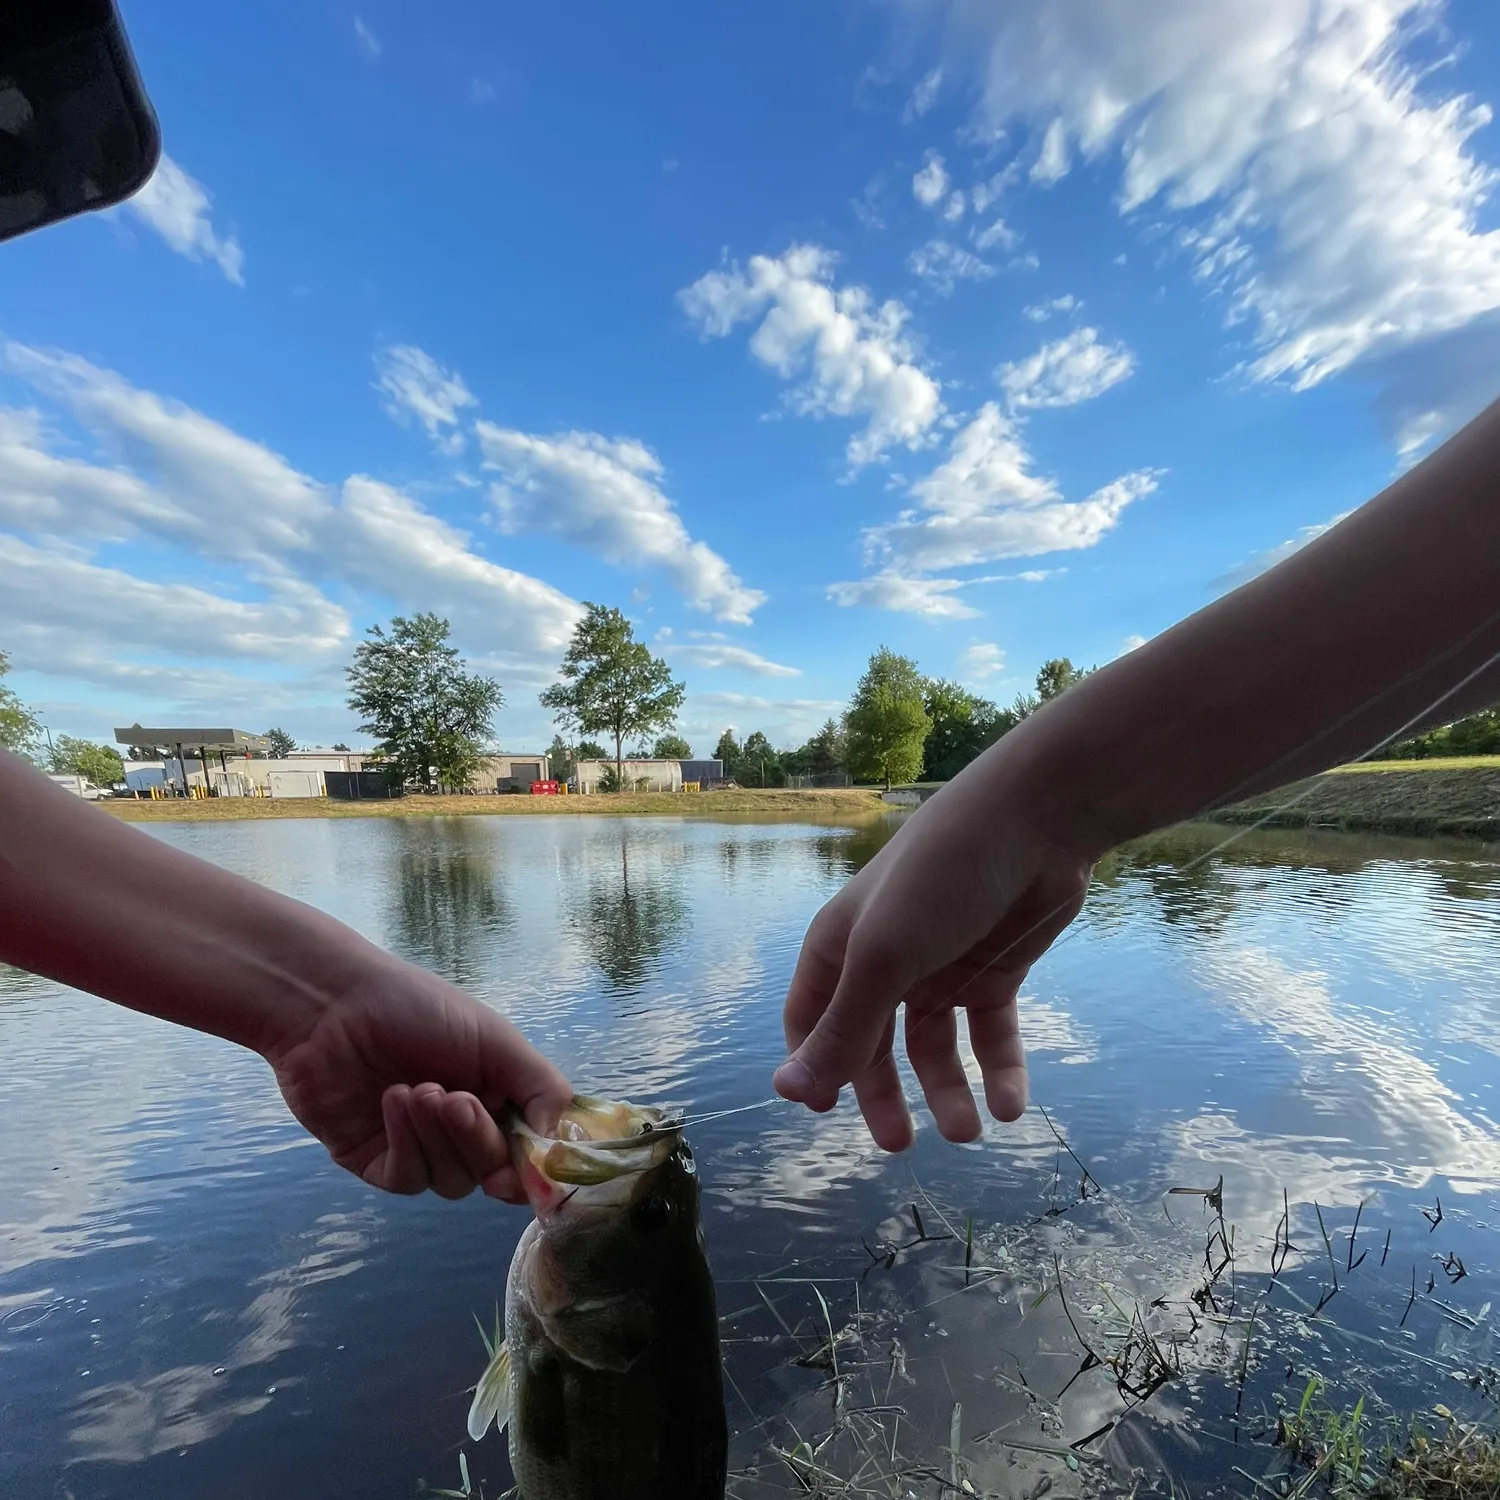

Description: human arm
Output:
[0,750,571,1200]
[776,395,1500,1149]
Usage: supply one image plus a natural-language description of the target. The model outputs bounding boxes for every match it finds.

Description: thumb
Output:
[774,924,916,1111]
[473,1008,572,1135]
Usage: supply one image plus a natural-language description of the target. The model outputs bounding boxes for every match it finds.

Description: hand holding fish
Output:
[0,747,571,1204]
[266,956,573,1202]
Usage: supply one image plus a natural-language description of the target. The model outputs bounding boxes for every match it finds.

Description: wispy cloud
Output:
[124,155,243,285]
[353,16,381,58]
[374,345,477,453]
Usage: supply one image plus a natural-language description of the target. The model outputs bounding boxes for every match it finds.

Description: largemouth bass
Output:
[467,1095,727,1500]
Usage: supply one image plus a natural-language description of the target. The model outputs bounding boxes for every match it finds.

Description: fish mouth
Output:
[502,1094,684,1215]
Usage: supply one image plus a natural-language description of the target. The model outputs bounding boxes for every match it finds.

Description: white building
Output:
[575,758,684,794]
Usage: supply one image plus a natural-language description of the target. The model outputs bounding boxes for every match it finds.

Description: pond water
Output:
[4,812,1500,1500]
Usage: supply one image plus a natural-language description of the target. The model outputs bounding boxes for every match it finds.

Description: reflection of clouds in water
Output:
[0,993,304,1280]
[1018,996,1097,1065]
[67,1209,375,1463]
[1194,944,1500,1197]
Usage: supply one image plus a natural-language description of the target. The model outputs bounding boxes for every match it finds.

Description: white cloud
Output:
[476,424,764,624]
[970,165,1020,215]
[0,536,349,670]
[905,67,944,122]
[353,16,381,58]
[664,643,801,677]
[912,149,950,207]
[1030,118,1071,184]
[971,217,1018,251]
[1214,509,1354,591]
[4,343,322,564]
[124,154,243,285]
[960,641,1006,678]
[941,190,967,223]
[826,571,979,619]
[907,239,996,295]
[333,477,582,656]
[374,344,477,454]
[678,244,945,469]
[939,0,1500,432]
[859,404,1160,576]
[1022,293,1081,322]
[0,345,585,708]
[1119,633,1148,654]
[996,326,1136,410]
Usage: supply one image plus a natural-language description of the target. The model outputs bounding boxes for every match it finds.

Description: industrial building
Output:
[575,757,684,794]
[471,753,552,793]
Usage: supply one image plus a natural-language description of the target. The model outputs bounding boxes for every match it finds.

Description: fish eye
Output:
[633,1193,674,1233]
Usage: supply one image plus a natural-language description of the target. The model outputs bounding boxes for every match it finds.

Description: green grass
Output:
[1329,757,1500,774]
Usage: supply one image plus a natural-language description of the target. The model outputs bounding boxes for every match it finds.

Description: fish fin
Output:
[466,1339,514,1442]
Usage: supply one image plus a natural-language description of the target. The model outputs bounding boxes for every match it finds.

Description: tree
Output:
[345,613,503,790]
[0,651,41,761]
[1035,657,1093,703]
[739,730,785,787]
[844,647,931,790]
[541,604,685,790]
[264,726,297,758]
[332,742,352,752]
[807,718,845,777]
[49,736,124,787]
[713,729,741,768]
[922,679,1012,782]
[653,733,693,760]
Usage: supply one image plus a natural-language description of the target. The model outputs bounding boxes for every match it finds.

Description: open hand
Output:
[774,780,1094,1151]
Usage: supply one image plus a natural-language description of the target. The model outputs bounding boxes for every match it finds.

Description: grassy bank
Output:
[101,786,888,825]
[1209,758,1500,840]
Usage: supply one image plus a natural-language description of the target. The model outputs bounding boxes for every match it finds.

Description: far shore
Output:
[101,785,890,825]
[1206,758,1500,841]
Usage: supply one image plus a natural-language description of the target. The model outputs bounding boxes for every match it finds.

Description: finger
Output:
[850,1015,913,1152]
[779,900,854,1056]
[905,1005,982,1143]
[777,916,918,1112]
[966,996,1028,1122]
[438,1090,512,1185]
[481,1164,526,1204]
[370,1084,430,1195]
[408,1084,481,1200]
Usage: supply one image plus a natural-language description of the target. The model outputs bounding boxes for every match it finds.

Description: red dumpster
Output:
[529,780,560,795]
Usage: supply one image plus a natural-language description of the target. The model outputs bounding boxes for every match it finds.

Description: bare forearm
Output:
[0,751,381,1057]
[982,397,1500,852]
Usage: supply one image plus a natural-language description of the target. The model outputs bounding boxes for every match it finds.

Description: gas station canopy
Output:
[114,725,273,755]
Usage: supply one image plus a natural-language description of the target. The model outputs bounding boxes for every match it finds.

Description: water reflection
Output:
[3,812,1500,1500]
[387,819,512,987]
[569,828,689,993]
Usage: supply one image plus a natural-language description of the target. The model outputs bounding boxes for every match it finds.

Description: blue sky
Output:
[3,0,1498,756]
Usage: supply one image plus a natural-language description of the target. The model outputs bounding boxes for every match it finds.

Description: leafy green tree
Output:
[0,651,41,761]
[547,733,578,784]
[845,647,931,790]
[653,732,693,760]
[49,736,124,787]
[807,718,845,777]
[713,729,740,768]
[264,726,297,758]
[1035,657,1093,702]
[576,739,608,761]
[332,741,351,752]
[345,613,503,790]
[921,679,1014,781]
[539,603,686,790]
[738,730,785,787]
